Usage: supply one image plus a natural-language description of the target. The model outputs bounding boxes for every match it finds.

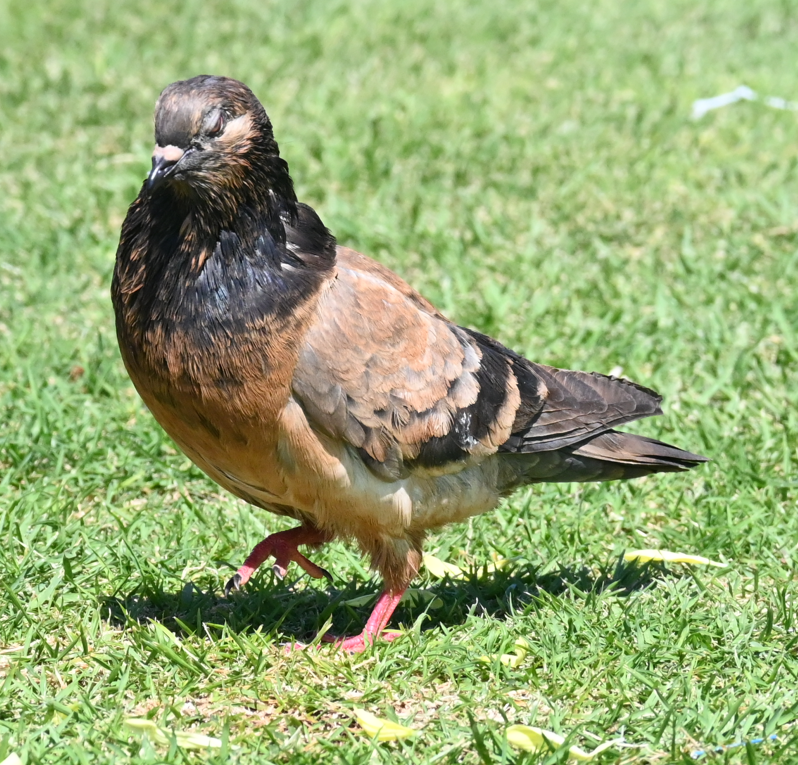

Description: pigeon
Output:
[112,75,707,652]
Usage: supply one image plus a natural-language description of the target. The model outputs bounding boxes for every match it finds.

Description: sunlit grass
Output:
[1,0,797,762]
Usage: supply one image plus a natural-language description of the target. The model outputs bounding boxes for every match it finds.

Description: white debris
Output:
[691,84,798,119]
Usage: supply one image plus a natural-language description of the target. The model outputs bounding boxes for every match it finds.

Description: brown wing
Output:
[292,248,524,480]
[292,247,667,481]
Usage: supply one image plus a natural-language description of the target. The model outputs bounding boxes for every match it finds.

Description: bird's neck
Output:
[175,160,297,245]
[112,114,338,400]
[113,169,336,383]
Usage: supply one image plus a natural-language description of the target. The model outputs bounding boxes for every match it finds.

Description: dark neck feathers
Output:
[158,115,298,242]
[112,140,337,380]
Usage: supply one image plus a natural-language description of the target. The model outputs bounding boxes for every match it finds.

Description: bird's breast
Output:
[114,256,329,509]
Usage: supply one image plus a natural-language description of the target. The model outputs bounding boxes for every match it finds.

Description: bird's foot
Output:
[323,628,404,653]
[225,525,332,595]
[284,630,403,655]
[284,589,407,654]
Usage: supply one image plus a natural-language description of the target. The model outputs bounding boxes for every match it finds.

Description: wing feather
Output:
[291,245,670,481]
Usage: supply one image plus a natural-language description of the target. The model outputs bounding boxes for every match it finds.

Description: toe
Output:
[294,552,333,581]
[336,635,369,653]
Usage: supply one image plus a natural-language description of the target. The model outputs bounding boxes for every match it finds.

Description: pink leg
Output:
[317,588,406,653]
[225,525,331,595]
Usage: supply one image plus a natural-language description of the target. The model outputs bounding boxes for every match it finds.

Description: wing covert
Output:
[291,249,522,480]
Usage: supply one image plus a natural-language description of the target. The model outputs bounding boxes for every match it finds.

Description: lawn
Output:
[1,0,797,762]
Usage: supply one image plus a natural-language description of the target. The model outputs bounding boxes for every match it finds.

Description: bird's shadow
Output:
[101,556,685,643]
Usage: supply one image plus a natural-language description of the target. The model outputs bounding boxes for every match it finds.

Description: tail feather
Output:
[498,429,708,490]
[569,430,708,471]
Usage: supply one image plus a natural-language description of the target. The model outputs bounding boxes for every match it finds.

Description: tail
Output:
[455,333,708,485]
[498,430,708,489]
[565,430,708,480]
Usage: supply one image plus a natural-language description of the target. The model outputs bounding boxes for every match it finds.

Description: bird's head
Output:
[147,75,295,216]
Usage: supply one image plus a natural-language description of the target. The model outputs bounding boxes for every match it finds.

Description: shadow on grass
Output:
[100,556,683,642]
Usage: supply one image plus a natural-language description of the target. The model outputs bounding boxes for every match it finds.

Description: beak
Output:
[147,145,185,191]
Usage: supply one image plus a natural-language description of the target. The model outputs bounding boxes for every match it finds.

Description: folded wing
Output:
[291,247,697,482]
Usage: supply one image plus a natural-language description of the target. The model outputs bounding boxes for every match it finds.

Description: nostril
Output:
[154,144,185,164]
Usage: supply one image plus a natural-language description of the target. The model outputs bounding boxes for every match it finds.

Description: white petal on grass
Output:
[124,718,227,750]
[624,549,724,567]
[507,725,620,760]
[422,553,464,579]
[691,85,757,119]
[0,754,22,765]
[354,709,416,741]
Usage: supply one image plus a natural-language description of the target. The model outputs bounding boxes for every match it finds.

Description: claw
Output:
[224,572,242,596]
[272,562,287,580]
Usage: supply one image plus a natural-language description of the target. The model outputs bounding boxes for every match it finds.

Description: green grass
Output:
[1,0,798,761]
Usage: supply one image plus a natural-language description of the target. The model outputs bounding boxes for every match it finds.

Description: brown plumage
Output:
[112,75,707,652]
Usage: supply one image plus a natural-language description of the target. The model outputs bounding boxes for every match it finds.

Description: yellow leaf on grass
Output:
[124,718,225,750]
[479,637,530,668]
[485,557,510,574]
[354,709,416,741]
[423,554,464,579]
[0,754,22,765]
[507,725,619,760]
[462,550,513,574]
[624,549,724,567]
[502,637,529,667]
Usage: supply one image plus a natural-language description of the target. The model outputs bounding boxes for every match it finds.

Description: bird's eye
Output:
[206,112,226,138]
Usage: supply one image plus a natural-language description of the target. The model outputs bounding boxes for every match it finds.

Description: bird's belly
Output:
[287,453,502,539]
[137,381,502,538]
[127,368,291,505]
[264,398,503,538]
